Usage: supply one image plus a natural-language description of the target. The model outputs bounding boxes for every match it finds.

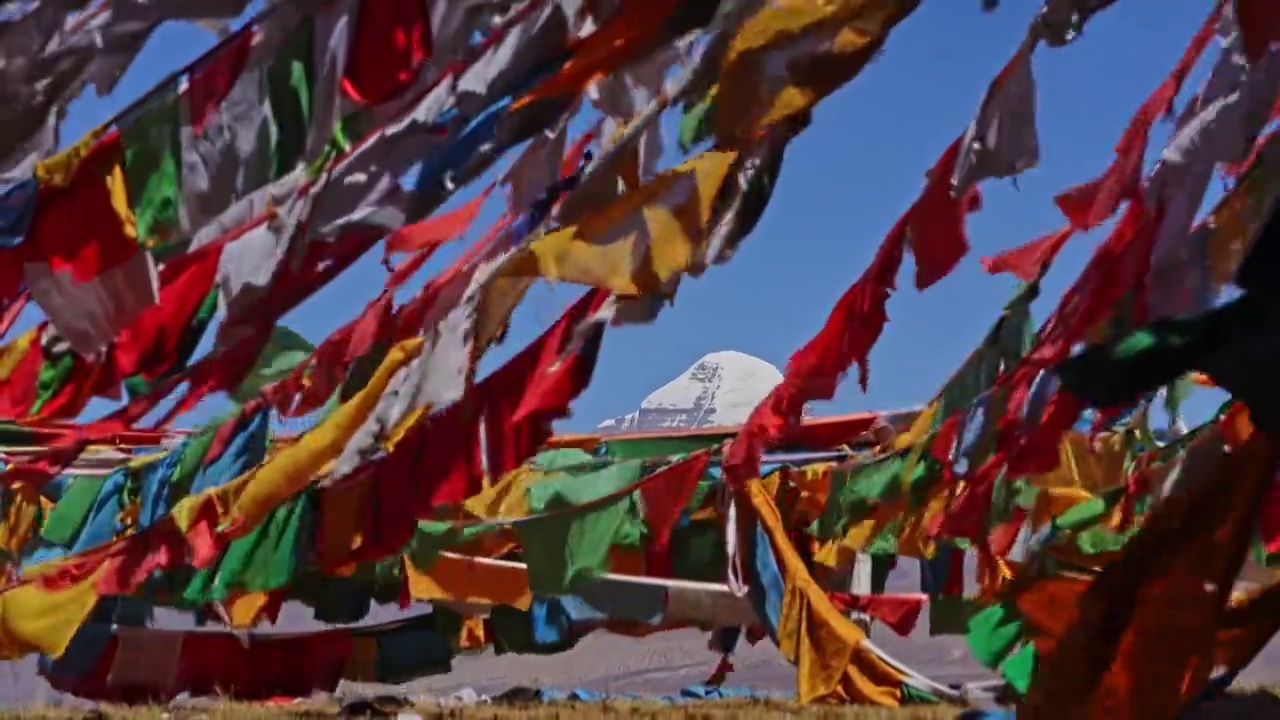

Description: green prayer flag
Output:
[406,521,491,570]
[515,459,645,595]
[29,350,75,416]
[120,81,182,254]
[1074,525,1133,555]
[817,454,906,539]
[1052,485,1124,534]
[899,683,942,705]
[1055,295,1262,412]
[1001,642,1037,695]
[928,595,978,636]
[529,448,598,471]
[169,425,220,500]
[600,434,728,460]
[864,516,902,555]
[669,520,725,582]
[967,601,1024,669]
[678,94,716,154]
[229,325,314,405]
[183,491,313,602]
[40,476,107,546]
[266,16,314,180]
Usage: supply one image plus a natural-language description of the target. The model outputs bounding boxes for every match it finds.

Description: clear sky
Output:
[47,0,1230,435]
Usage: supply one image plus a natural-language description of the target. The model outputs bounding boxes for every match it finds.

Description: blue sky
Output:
[49,0,1230,434]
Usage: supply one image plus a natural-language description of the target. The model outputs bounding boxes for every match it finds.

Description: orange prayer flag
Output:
[511,0,680,111]
[1190,371,1215,387]
[1022,434,1279,720]
[715,0,920,143]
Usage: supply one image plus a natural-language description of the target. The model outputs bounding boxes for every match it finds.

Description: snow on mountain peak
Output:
[597,351,784,432]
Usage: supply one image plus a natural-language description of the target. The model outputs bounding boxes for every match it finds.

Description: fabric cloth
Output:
[342,635,379,682]
[489,601,576,656]
[0,179,36,249]
[641,453,712,576]
[0,483,44,566]
[1053,4,1220,231]
[714,0,919,143]
[827,593,926,637]
[178,28,266,234]
[38,623,113,684]
[39,476,107,547]
[188,404,270,496]
[742,478,906,705]
[601,434,729,460]
[405,552,533,610]
[107,626,184,698]
[138,425,218,529]
[119,81,182,252]
[183,490,313,603]
[21,130,158,356]
[1023,435,1279,719]
[929,596,977,636]
[68,470,128,555]
[228,326,315,405]
[0,563,110,659]
[341,0,431,106]
[514,0,680,112]
[515,459,645,595]
[372,615,453,684]
[1239,0,1280,61]
[115,244,221,384]
[4,339,424,664]
[510,150,740,295]
[478,289,610,483]
[174,630,353,700]
[952,38,1039,194]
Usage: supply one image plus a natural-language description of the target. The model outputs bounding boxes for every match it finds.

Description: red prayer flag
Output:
[1238,0,1280,63]
[186,29,254,134]
[827,592,926,637]
[384,186,492,257]
[640,451,711,553]
[1054,3,1221,229]
[981,226,1074,282]
[113,243,221,380]
[341,0,432,106]
[909,137,978,290]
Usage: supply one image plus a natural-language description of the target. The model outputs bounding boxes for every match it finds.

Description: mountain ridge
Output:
[597,351,787,432]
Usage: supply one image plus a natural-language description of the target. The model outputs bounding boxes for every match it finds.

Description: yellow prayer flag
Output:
[1207,154,1280,285]
[744,479,907,705]
[35,127,106,188]
[171,337,425,539]
[0,566,108,660]
[716,0,920,142]
[1032,431,1127,493]
[0,484,42,565]
[508,150,739,295]
[0,329,36,382]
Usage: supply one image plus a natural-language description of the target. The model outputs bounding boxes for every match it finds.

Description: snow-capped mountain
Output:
[596,351,785,432]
